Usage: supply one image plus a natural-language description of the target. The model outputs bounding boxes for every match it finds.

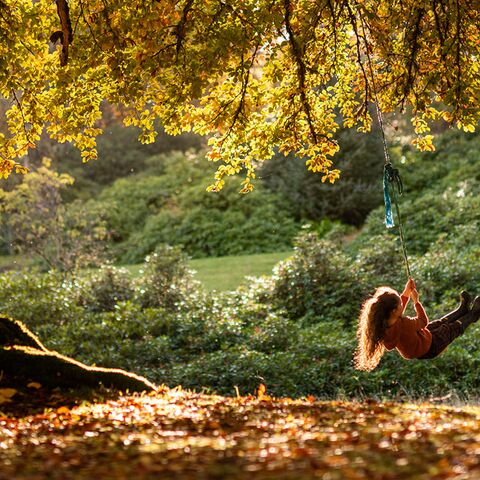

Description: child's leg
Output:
[425,291,472,331]
[419,298,480,359]
[419,321,464,359]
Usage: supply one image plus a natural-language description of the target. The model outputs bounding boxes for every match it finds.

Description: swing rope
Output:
[383,162,411,278]
[359,18,412,278]
[376,102,412,278]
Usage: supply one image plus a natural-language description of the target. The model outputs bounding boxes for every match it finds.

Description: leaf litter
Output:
[0,387,480,479]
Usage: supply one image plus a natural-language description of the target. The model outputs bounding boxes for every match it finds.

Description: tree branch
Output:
[11,91,34,147]
[284,0,318,144]
[345,2,370,119]
[55,0,73,66]
[175,0,195,64]
[454,0,462,115]
[401,7,424,110]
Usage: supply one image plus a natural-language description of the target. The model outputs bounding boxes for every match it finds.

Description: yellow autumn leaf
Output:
[0,388,17,404]
[257,383,266,400]
[27,382,42,389]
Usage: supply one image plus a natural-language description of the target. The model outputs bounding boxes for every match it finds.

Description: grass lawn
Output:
[124,250,293,291]
[0,255,31,271]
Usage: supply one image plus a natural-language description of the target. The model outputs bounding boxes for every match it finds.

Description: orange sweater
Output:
[382,295,432,359]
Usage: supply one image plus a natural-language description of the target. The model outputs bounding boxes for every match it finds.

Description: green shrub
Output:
[77,266,134,312]
[353,234,406,288]
[134,244,199,311]
[119,180,299,262]
[98,175,171,244]
[412,226,480,312]
[81,151,300,262]
[246,313,299,353]
[271,232,366,324]
[0,270,83,329]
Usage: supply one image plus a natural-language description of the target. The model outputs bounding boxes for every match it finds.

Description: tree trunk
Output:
[0,316,156,392]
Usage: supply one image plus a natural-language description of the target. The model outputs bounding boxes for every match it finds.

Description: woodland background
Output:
[1,112,479,400]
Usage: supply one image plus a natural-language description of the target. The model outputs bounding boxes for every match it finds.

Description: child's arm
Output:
[411,289,429,328]
[401,277,415,297]
[400,278,415,313]
[400,293,410,313]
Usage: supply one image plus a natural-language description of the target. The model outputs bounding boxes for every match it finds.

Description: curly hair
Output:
[354,287,401,371]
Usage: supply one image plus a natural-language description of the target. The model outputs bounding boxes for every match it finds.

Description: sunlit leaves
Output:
[0,0,479,189]
[412,134,436,152]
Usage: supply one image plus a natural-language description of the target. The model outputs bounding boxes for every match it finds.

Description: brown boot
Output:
[471,296,480,316]
[441,291,472,323]
[459,298,480,332]
[460,291,472,310]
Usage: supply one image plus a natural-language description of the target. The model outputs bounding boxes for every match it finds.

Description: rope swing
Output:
[357,16,412,279]
[371,89,411,279]
[378,107,412,279]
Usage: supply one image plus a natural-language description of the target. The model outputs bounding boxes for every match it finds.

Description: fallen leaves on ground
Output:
[1,389,480,479]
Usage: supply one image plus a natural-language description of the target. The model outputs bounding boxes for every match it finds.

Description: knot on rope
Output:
[384,163,403,195]
[383,162,404,229]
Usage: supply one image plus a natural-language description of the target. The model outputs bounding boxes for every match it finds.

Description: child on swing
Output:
[354,278,480,371]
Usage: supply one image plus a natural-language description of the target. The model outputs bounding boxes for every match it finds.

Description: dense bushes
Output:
[121,192,298,262]
[1,213,480,399]
[77,267,134,312]
[270,233,366,324]
[134,244,198,310]
[356,190,480,257]
[94,152,299,262]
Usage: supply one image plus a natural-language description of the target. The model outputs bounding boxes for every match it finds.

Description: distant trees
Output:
[260,127,385,226]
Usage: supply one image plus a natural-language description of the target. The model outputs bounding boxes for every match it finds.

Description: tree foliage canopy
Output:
[1,0,479,190]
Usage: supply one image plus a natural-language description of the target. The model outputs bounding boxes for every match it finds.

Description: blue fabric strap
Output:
[383,168,395,228]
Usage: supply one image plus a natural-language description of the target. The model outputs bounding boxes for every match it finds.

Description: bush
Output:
[246,313,299,353]
[412,226,480,314]
[118,179,298,262]
[97,174,171,244]
[77,266,135,312]
[134,244,199,311]
[353,234,406,288]
[271,232,366,324]
[0,270,83,329]
[86,151,300,262]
